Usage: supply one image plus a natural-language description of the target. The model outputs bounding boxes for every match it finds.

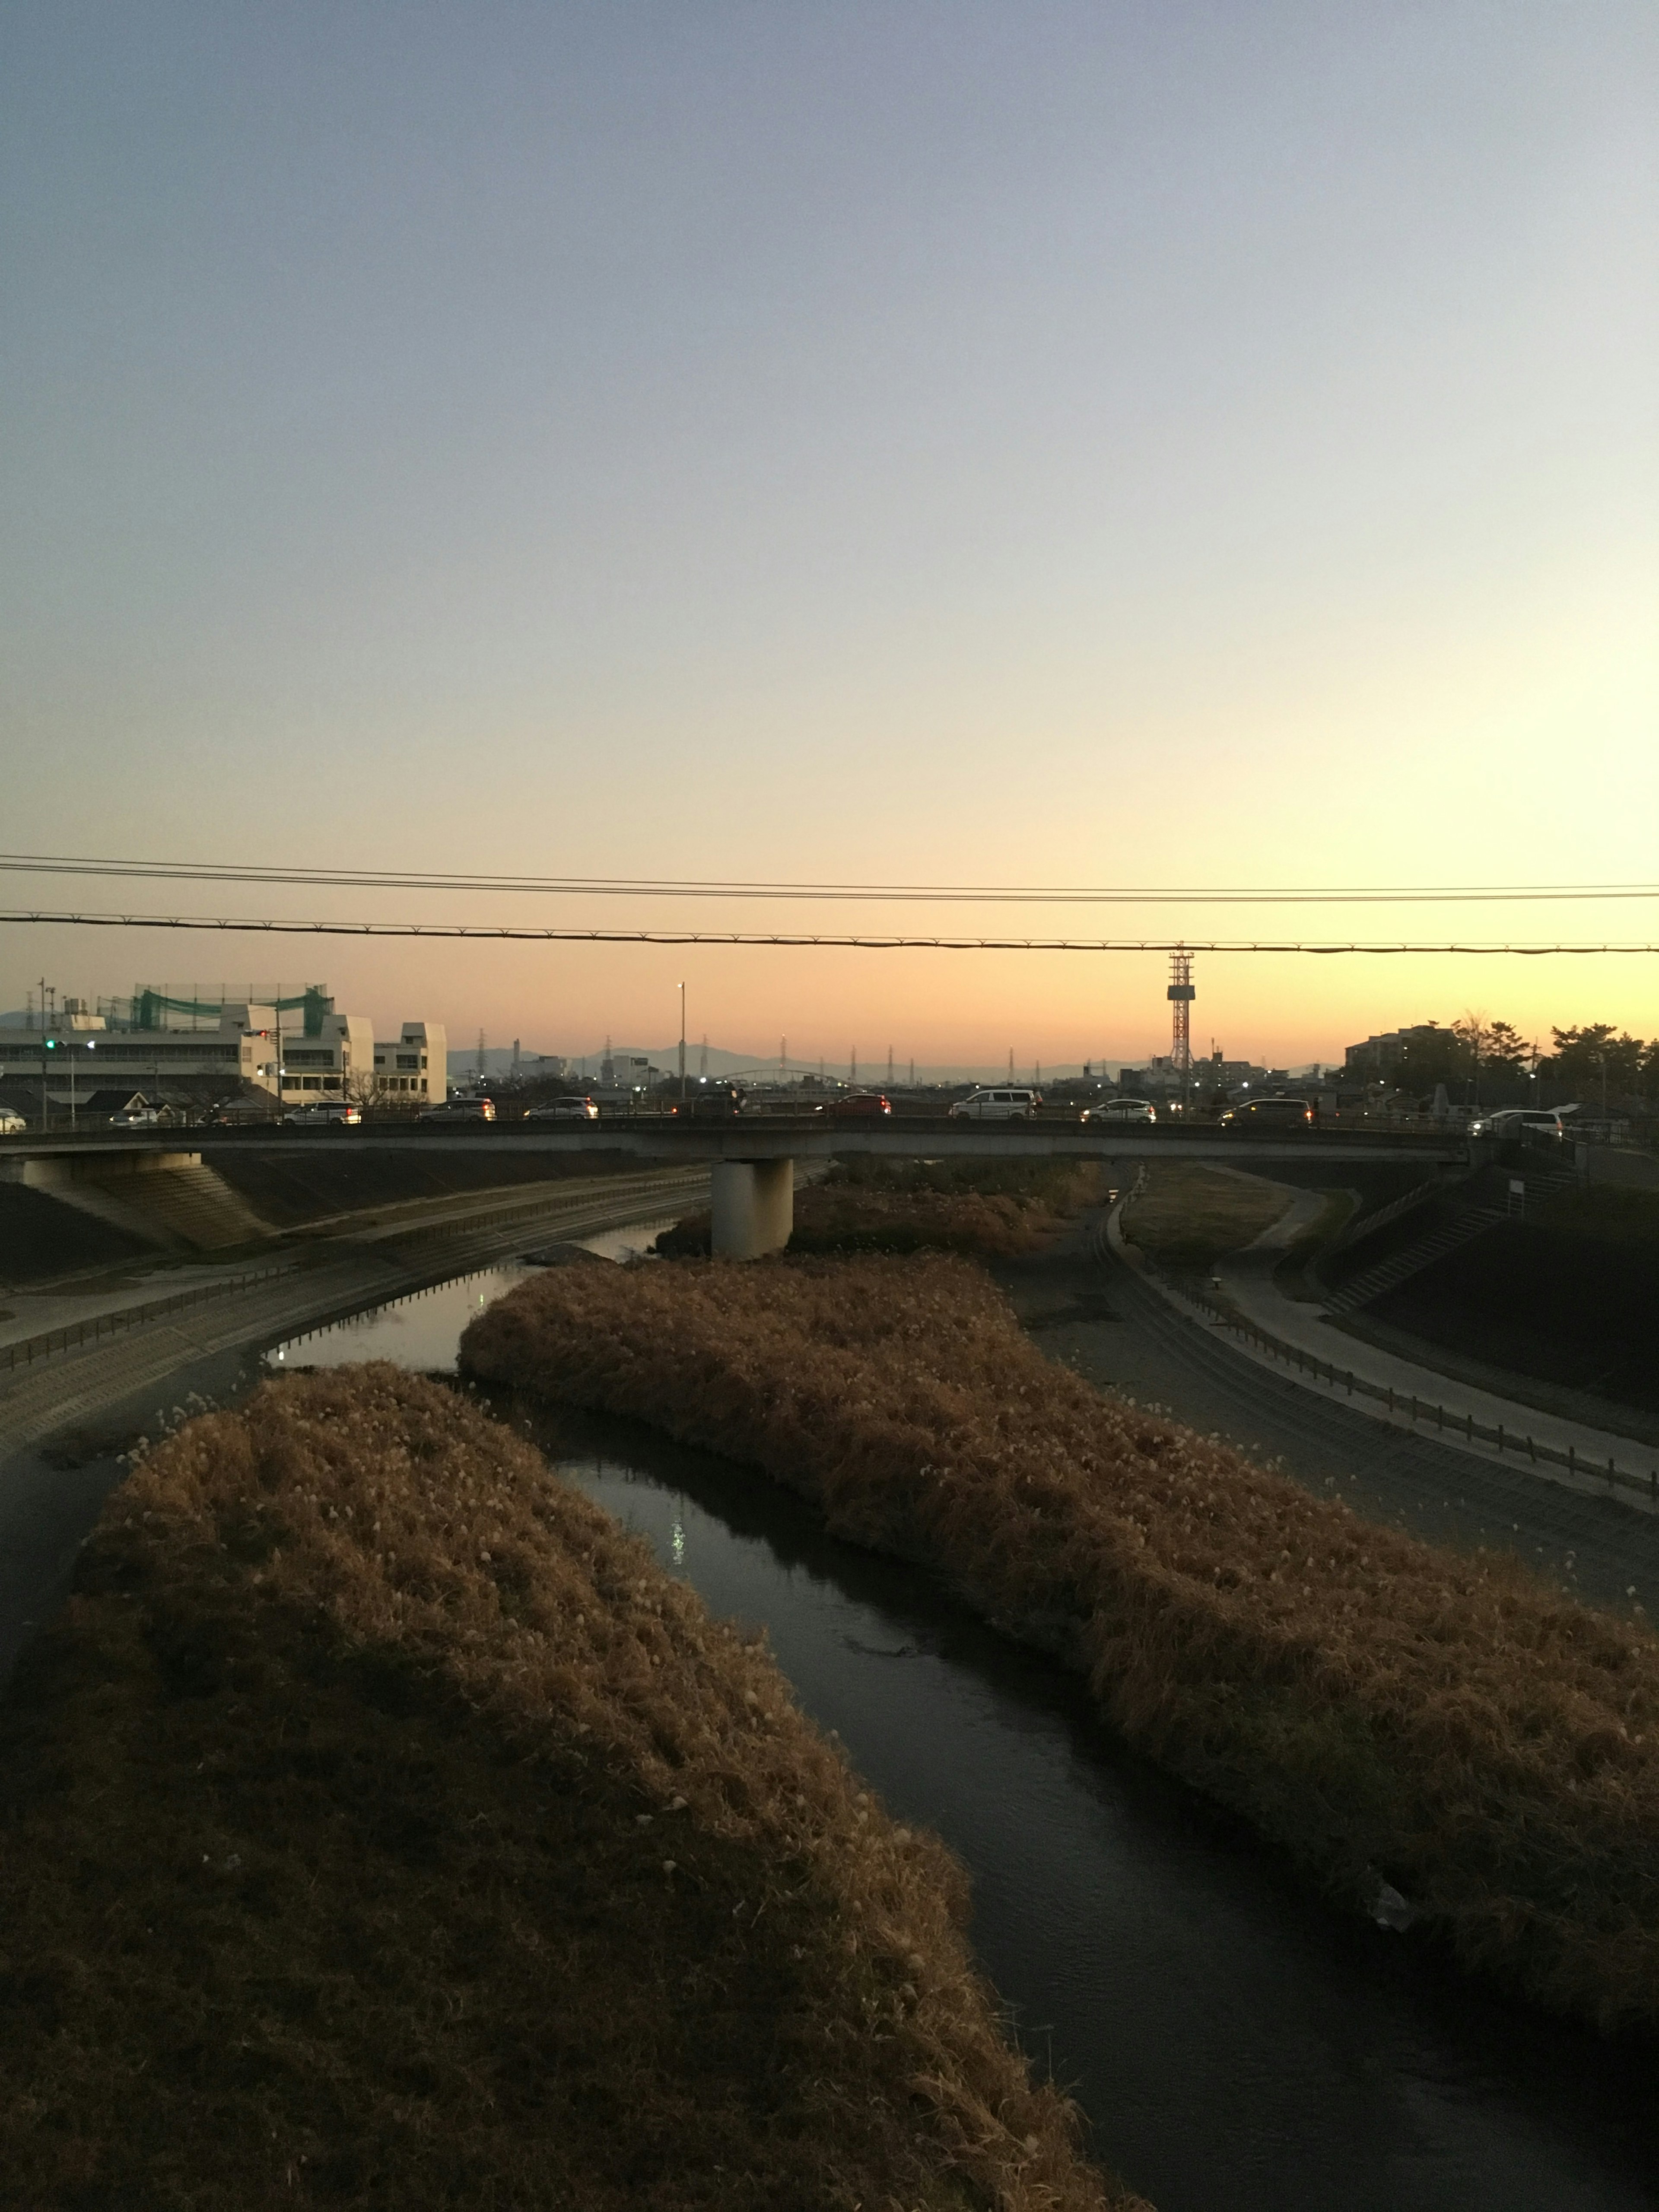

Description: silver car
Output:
[949,1087,1040,1122]
[1084,1098,1157,1125]
[525,1096,601,1122]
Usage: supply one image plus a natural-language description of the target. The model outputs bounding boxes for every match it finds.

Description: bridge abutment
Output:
[710,1159,794,1259]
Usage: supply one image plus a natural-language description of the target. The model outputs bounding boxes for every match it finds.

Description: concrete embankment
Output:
[0,1167,710,1682]
[459,1252,1659,2034]
[0,1365,1132,2211]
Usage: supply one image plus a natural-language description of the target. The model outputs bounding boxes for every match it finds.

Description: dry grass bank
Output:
[657,1158,1104,1262]
[461,1257,1659,2033]
[1118,1165,1290,1274]
[0,1366,1134,2212]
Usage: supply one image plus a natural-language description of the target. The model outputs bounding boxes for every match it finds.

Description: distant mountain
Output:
[447,1040,1136,1085]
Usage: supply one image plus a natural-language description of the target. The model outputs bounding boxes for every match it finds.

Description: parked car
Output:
[417,1098,497,1124]
[0,1106,27,1135]
[109,1106,162,1129]
[816,1091,893,1119]
[525,1096,601,1122]
[1084,1098,1157,1125]
[284,1102,362,1128]
[949,1087,1040,1122]
[1219,1096,1313,1130]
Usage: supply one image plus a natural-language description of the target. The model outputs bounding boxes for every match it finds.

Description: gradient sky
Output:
[3,1,1655,1069]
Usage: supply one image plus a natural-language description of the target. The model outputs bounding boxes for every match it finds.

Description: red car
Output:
[817,1092,893,1119]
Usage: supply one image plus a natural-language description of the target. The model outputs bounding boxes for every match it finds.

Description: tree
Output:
[1547,1024,1649,1106]
[1480,1020,1530,1079]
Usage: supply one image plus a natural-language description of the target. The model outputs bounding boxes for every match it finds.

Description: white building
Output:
[0,990,445,1112]
[372,1021,447,1106]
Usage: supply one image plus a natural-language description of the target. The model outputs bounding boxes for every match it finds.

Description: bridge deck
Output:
[3,1117,1469,1170]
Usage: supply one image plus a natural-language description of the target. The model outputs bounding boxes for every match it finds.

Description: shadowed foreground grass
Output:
[461,1255,1659,2034]
[0,1366,1135,2212]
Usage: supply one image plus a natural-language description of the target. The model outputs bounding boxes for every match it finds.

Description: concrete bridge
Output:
[3,1117,1473,1259]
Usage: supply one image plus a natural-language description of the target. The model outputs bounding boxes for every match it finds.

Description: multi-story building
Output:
[372,1021,447,1106]
[0,988,445,1118]
[1343,1023,1443,1077]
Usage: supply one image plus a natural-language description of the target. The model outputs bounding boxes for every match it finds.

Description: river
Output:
[268,1259,1659,2212]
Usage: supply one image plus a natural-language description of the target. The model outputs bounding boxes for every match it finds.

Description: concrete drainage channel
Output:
[0,1169,712,1465]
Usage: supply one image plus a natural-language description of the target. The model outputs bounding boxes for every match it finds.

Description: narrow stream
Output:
[270,1267,1659,2212]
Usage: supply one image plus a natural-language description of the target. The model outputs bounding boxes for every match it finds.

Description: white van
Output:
[949,1087,1040,1122]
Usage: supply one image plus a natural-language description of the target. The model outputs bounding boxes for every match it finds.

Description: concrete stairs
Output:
[1325,1207,1506,1313]
[45,1164,275,1253]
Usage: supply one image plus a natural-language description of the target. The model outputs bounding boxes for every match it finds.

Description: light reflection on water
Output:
[267,1258,1659,2212]
[264,1215,675,1373]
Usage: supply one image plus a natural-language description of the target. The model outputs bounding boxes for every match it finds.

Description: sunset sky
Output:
[3,2,1655,1071]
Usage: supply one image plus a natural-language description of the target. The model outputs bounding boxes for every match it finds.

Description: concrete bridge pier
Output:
[711,1159,794,1259]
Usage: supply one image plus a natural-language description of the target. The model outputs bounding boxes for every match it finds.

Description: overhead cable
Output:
[0,854,1656,906]
[2,907,1653,955]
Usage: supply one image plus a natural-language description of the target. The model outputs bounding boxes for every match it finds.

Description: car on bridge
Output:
[1468,1107,1575,1141]
[1218,1096,1313,1130]
[525,1096,601,1122]
[949,1087,1040,1122]
[284,1102,362,1128]
[0,1106,27,1136]
[1084,1098,1156,1125]
[669,1084,749,1121]
[417,1098,497,1124]
[816,1091,893,1119]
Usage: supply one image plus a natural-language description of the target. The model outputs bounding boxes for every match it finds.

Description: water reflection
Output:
[270,1262,1659,2212]
[266,1262,536,1373]
[535,1405,1658,2212]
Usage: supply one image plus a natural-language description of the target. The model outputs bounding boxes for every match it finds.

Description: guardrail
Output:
[1177,1278,1659,1506]
[0,1265,295,1376]
[0,1170,713,1380]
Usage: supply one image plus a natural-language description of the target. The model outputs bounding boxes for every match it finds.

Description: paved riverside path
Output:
[0,1166,709,1679]
[1203,1197,1659,1505]
[998,1211,1659,1622]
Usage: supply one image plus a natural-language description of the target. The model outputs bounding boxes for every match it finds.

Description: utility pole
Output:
[909,1056,915,1088]
[1008,1047,1014,1082]
[850,1046,857,1085]
[38,977,50,1132]
[779,1036,787,1082]
[886,1046,894,1087]
[678,983,686,1100]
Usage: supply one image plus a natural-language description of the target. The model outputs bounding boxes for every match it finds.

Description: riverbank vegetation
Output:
[0,1365,1133,2212]
[1116,1164,1291,1275]
[462,1256,1659,2033]
[656,1157,1104,1260]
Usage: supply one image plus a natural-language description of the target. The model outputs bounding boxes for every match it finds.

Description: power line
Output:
[3,907,1655,954]
[0,853,1656,906]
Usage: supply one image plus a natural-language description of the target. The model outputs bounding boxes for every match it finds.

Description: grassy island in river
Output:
[461,1253,1659,2034]
[0,1365,1135,2212]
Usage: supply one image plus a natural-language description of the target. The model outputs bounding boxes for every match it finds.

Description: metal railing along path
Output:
[0,1170,710,1382]
[1096,1217,1659,1510]
[0,1265,295,1376]
[1186,1279,1659,1508]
